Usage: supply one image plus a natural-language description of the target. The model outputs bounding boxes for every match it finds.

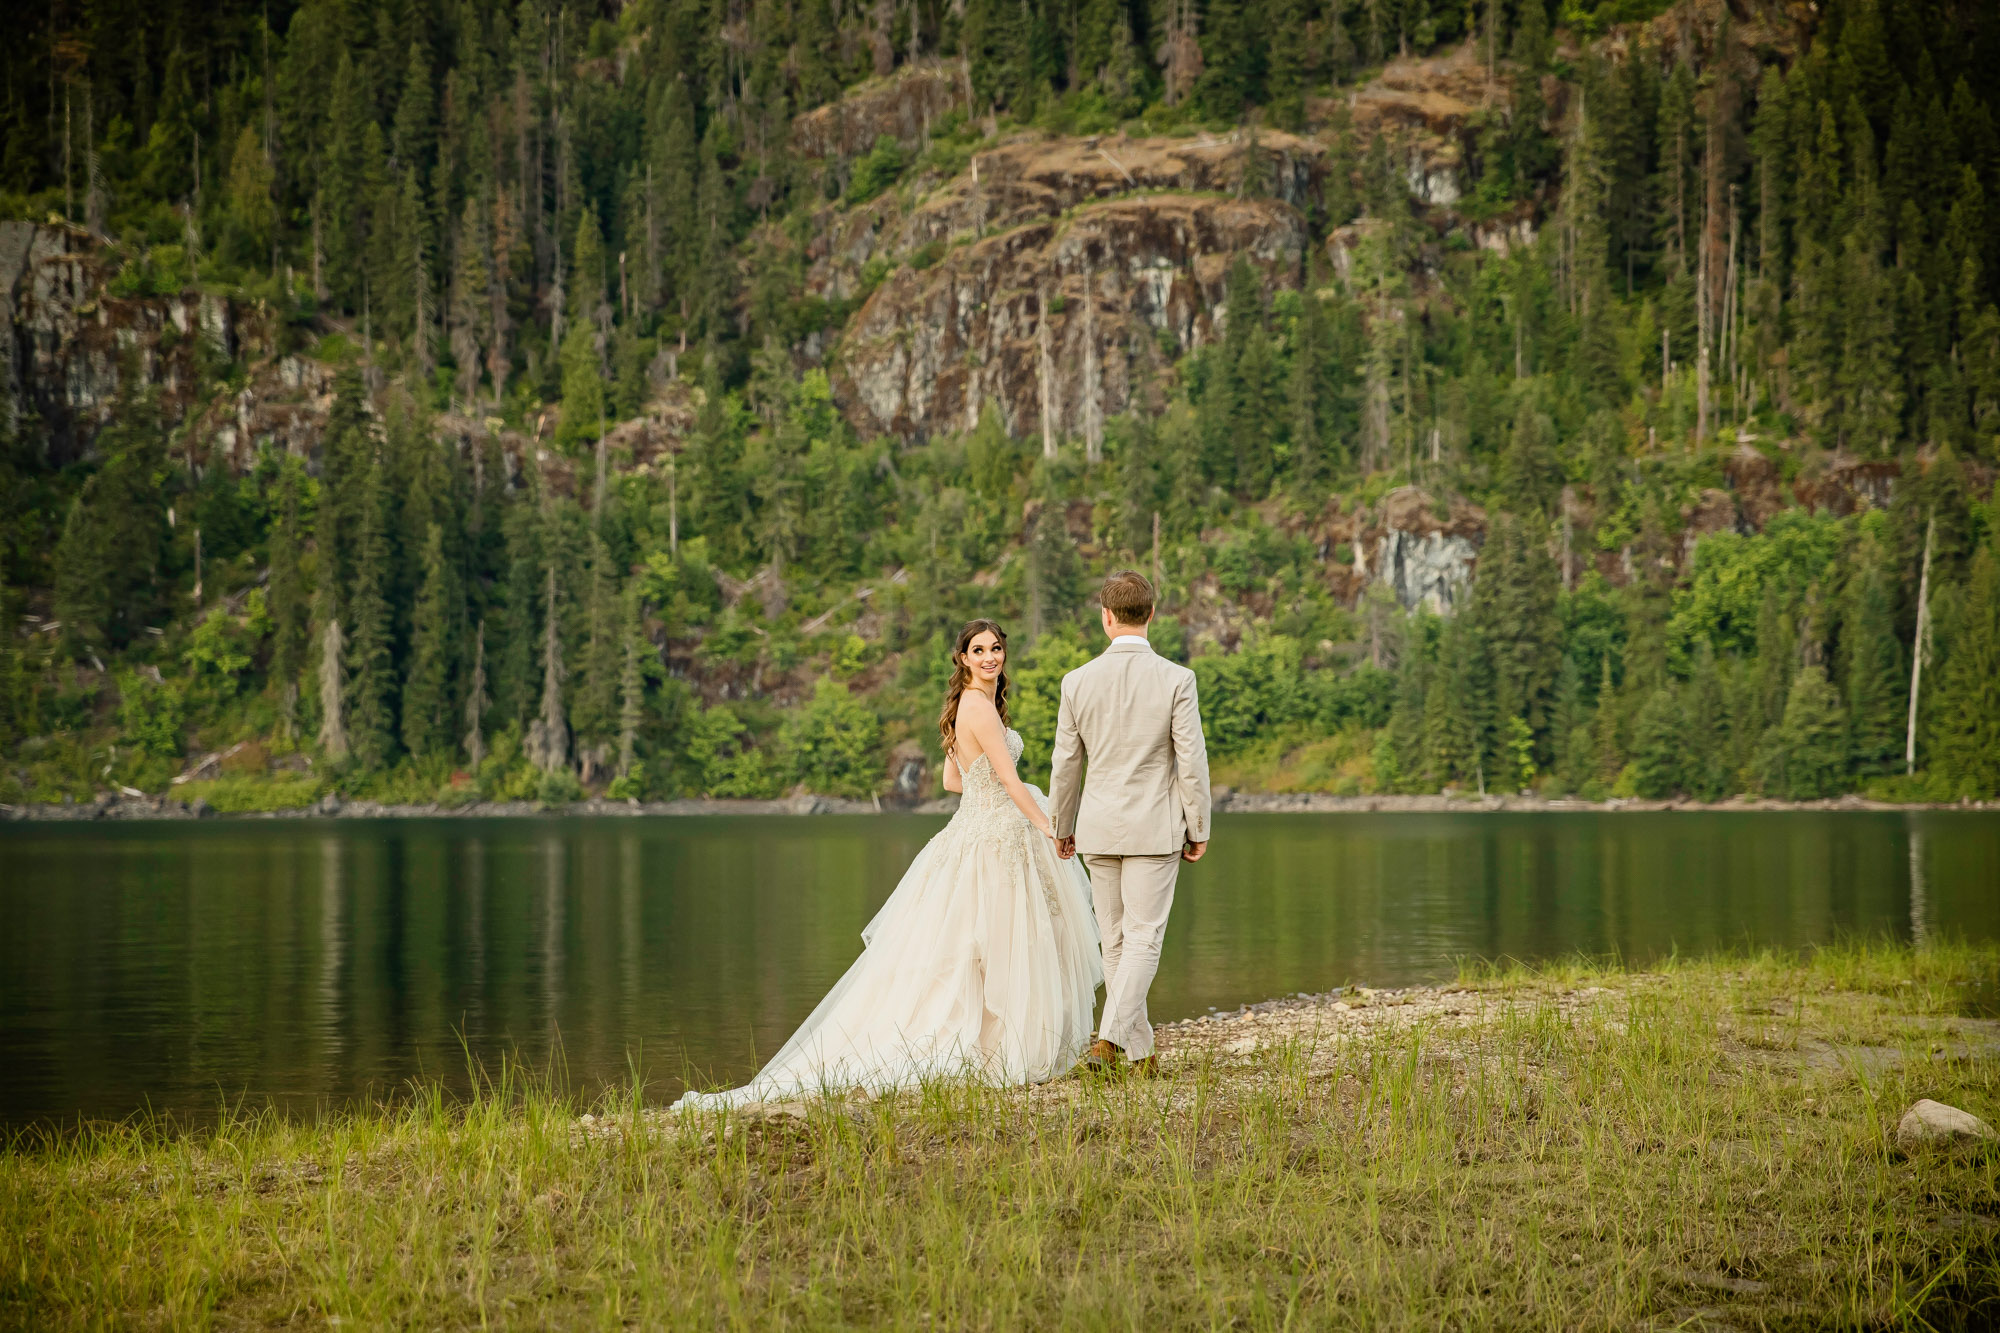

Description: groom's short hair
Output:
[1099,571,1155,626]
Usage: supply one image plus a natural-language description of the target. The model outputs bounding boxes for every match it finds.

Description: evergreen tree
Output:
[1931,540,2000,795]
[1683,641,1732,800]
[1629,685,1681,798]
[1759,664,1849,799]
[464,618,489,770]
[616,597,644,782]
[267,460,310,738]
[526,566,570,774]
[1470,511,1563,751]
[52,390,167,656]
[572,533,623,772]
[345,455,398,772]
[401,521,459,760]
[1840,525,1905,776]
[1421,618,1479,786]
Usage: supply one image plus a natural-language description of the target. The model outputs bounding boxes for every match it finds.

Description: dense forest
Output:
[1,0,1997,809]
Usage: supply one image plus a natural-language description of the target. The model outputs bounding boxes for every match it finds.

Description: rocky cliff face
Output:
[815,129,1324,441]
[0,220,243,462]
[1309,487,1487,614]
[836,192,1309,441]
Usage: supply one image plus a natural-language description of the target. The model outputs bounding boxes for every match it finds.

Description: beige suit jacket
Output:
[1048,636,1212,856]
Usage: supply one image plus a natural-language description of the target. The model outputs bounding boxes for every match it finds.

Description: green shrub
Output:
[845,135,907,206]
[537,768,583,804]
[781,681,882,798]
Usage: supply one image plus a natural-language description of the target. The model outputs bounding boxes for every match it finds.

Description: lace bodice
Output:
[949,728,1032,841]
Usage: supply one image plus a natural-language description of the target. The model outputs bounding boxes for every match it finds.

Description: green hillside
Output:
[1,0,1997,808]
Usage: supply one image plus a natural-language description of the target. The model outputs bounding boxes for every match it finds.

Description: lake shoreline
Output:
[4,787,1996,822]
[5,942,1996,1327]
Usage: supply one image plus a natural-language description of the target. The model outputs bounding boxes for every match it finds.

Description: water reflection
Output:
[1,811,1996,1126]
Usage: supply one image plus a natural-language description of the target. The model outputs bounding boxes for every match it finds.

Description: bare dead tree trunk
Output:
[1082,262,1103,463]
[318,614,348,761]
[1038,282,1059,460]
[1151,510,1162,600]
[668,455,679,558]
[528,568,569,774]
[593,428,610,527]
[312,195,329,302]
[1696,217,1711,443]
[1906,514,1935,775]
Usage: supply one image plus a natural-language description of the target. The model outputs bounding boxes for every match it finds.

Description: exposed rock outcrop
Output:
[792,60,972,161]
[0,220,247,462]
[1332,41,1496,206]
[835,193,1308,441]
[1303,486,1486,614]
[807,130,1326,302]
[1366,487,1486,614]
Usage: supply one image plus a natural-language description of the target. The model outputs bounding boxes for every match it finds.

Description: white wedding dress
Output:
[674,729,1103,1110]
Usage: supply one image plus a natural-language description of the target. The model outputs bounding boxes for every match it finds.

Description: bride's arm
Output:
[958,693,1054,836]
[941,751,962,793]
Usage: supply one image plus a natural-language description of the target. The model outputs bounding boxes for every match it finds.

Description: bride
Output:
[674,619,1102,1110]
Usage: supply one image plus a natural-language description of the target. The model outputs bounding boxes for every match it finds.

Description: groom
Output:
[1050,571,1212,1076]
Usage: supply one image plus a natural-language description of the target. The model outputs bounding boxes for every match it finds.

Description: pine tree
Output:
[1630,685,1681,798]
[1499,402,1559,517]
[1684,641,1732,800]
[1931,540,2000,795]
[267,460,310,739]
[320,51,377,309]
[1751,585,1794,734]
[1655,60,1699,277]
[526,566,570,774]
[52,389,167,656]
[1762,663,1849,799]
[464,618,490,770]
[1841,525,1905,776]
[392,40,436,178]
[1421,618,1479,787]
[345,455,398,772]
[401,521,458,760]
[0,572,25,750]
[1380,644,1428,792]
[1471,510,1563,751]
[1287,282,1331,485]
[572,533,623,773]
[449,196,492,403]
[616,598,644,781]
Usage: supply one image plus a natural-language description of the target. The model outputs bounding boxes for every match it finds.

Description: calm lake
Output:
[4,810,1997,1127]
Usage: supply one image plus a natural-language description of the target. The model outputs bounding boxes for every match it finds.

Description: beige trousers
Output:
[1083,852,1180,1059]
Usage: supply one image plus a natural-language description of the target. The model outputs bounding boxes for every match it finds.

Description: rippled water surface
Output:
[4,811,1996,1125]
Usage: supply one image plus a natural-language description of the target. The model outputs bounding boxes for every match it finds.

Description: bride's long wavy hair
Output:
[938,619,1011,759]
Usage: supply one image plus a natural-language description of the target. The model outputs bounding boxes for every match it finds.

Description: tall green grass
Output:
[3,944,1997,1328]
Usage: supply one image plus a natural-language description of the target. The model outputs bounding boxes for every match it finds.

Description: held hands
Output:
[1182,840,1207,863]
[1055,835,1076,861]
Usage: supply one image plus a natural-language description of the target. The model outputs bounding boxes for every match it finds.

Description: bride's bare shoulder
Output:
[954,689,1000,731]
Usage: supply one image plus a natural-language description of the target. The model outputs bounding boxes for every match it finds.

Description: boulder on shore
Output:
[1895,1099,1997,1149]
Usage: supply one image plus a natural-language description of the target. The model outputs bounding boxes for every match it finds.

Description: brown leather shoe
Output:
[1129,1054,1160,1079]
[1083,1038,1122,1073]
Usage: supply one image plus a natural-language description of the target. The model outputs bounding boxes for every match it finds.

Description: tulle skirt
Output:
[674,786,1101,1110]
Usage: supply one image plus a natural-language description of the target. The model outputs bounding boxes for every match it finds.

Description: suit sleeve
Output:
[1049,672,1085,839]
[1172,668,1211,843]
